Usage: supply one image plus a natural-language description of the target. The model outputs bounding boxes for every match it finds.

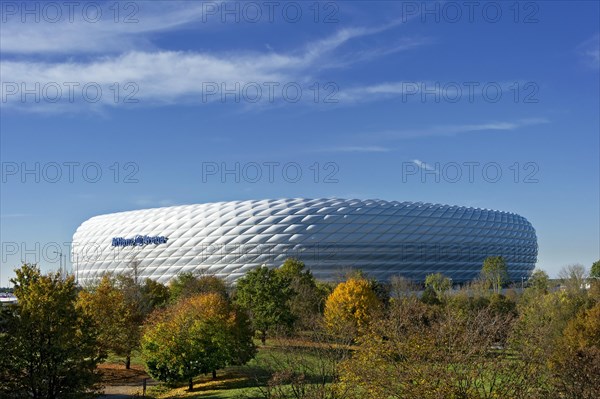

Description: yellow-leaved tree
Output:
[324,277,382,339]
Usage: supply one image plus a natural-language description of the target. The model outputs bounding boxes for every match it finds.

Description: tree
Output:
[528,269,550,293]
[235,266,294,344]
[169,272,228,302]
[324,277,382,339]
[509,288,590,399]
[275,258,325,329]
[481,256,508,294]
[141,277,170,310]
[590,260,600,280]
[390,275,418,298]
[78,274,145,369]
[341,269,390,305]
[254,324,354,399]
[0,264,104,398]
[558,264,588,293]
[141,292,255,390]
[340,297,530,399]
[550,303,600,398]
[424,272,452,300]
[420,285,441,306]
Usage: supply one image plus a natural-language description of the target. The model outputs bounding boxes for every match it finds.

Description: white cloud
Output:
[316,145,391,153]
[412,159,437,172]
[339,80,535,104]
[0,2,218,54]
[577,33,600,69]
[1,0,432,112]
[361,118,550,140]
[1,22,428,111]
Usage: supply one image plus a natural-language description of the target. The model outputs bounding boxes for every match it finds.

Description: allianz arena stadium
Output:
[72,198,537,285]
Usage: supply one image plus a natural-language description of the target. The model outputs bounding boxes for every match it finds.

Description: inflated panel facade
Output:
[72,198,537,284]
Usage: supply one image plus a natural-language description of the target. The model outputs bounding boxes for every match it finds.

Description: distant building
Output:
[72,198,538,285]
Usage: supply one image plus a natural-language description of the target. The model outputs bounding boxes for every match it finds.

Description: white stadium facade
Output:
[72,198,538,285]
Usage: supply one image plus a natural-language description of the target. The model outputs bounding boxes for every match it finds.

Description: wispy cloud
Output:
[0,213,30,219]
[315,145,391,153]
[412,159,437,172]
[1,19,427,111]
[0,2,218,55]
[576,33,600,69]
[339,80,534,104]
[360,118,550,141]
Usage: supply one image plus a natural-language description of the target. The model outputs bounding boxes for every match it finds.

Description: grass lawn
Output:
[100,341,332,399]
[101,339,337,399]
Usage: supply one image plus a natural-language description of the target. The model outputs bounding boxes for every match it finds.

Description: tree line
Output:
[0,258,599,398]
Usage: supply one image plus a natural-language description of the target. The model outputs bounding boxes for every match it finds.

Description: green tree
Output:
[590,260,600,280]
[276,258,325,329]
[141,292,255,390]
[141,277,170,310]
[0,264,104,398]
[424,273,452,301]
[421,285,441,306]
[528,269,550,293]
[481,256,508,294]
[235,266,294,344]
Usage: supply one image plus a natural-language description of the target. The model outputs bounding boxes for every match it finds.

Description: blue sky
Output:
[1,1,598,285]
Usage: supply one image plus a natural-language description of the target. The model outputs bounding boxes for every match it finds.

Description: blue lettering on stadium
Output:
[112,235,168,247]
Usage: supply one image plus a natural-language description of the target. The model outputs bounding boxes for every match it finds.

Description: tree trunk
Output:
[125,355,131,370]
[261,330,266,345]
[189,377,193,391]
[212,370,217,380]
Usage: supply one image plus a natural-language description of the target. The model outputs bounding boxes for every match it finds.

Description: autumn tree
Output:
[235,266,294,344]
[509,287,591,399]
[549,302,600,398]
[169,272,229,302]
[78,274,140,369]
[141,292,255,390]
[324,277,382,339]
[0,264,104,398]
[339,297,532,399]
[481,256,508,293]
